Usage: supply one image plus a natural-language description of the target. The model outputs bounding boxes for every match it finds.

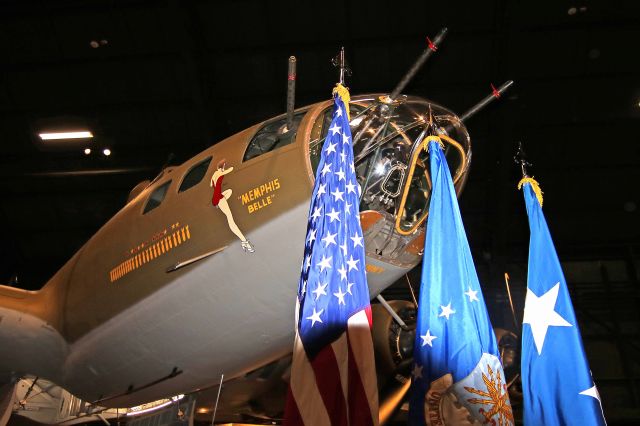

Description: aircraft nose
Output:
[308,94,471,266]
[349,95,471,235]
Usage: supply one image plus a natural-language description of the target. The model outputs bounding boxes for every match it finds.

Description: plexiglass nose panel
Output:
[309,94,471,236]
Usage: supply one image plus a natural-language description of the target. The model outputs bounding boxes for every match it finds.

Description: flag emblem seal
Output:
[423,353,512,425]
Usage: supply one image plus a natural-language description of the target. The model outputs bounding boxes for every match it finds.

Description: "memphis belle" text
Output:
[240,178,281,214]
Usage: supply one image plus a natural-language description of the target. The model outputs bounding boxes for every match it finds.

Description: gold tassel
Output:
[423,135,445,152]
[518,177,544,207]
[332,83,351,120]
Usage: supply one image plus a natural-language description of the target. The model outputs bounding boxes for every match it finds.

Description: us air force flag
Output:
[409,138,512,425]
[520,179,606,425]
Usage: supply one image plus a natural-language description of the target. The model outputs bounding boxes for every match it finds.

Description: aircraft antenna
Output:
[209,373,224,426]
[405,274,418,308]
[503,272,520,333]
[286,56,297,132]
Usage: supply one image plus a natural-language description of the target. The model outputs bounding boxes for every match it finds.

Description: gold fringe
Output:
[518,177,543,207]
[423,135,444,152]
[332,83,351,120]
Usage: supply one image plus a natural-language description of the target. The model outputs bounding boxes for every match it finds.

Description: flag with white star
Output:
[284,85,378,426]
[521,180,606,425]
[409,140,512,425]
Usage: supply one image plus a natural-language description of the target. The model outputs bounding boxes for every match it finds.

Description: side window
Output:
[243,111,306,162]
[179,157,212,193]
[143,181,171,214]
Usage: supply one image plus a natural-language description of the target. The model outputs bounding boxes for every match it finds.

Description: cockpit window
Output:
[179,157,212,193]
[243,111,306,162]
[309,104,367,173]
[143,181,171,214]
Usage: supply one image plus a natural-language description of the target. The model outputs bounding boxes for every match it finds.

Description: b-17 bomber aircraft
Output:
[0,41,511,423]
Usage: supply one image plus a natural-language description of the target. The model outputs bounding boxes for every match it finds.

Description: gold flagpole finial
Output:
[514,142,543,206]
[518,177,543,207]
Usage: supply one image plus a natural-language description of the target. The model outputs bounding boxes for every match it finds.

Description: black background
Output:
[1,0,638,422]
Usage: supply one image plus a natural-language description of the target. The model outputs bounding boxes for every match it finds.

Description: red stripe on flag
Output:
[287,332,332,424]
[284,385,305,426]
[365,305,373,327]
[347,329,376,426]
[311,344,349,426]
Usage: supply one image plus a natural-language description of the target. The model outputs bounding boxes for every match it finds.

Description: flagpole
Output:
[338,47,345,85]
[514,141,531,178]
[332,46,351,87]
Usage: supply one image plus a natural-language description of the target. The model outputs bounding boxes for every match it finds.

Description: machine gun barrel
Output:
[459,80,513,123]
[286,56,297,131]
[389,27,448,101]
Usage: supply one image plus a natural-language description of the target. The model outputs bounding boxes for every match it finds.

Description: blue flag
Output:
[409,139,512,425]
[521,180,606,425]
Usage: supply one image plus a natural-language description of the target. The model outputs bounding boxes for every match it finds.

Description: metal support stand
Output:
[376,294,408,330]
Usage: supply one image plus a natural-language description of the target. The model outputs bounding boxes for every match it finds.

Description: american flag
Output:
[284,86,379,426]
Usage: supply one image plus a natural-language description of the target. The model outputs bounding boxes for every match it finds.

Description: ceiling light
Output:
[39,131,93,140]
[84,148,91,155]
[103,148,111,156]
[567,7,577,15]
[90,40,108,49]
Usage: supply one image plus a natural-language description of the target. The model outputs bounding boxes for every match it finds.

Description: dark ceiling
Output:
[2,0,638,289]
[1,0,639,422]
[0,0,640,288]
